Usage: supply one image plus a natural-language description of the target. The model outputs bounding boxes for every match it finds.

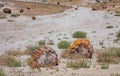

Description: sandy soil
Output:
[0,6,120,53]
[0,0,70,16]
[0,0,120,76]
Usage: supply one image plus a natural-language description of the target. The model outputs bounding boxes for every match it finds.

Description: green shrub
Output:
[9,60,21,67]
[101,62,109,69]
[115,11,120,13]
[67,60,90,69]
[72,31,86,38]
[58,41,70,49]
[116,32,120,40]
[0,68,6,76]
[10,14,20,17]
[99,41,104,45]
[115,11,120,16]
[38,40,45,45]
[106,25,113,29]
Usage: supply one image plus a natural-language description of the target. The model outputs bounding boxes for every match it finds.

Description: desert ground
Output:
[0,0,120,76]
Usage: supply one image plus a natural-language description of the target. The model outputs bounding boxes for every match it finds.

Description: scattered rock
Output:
[75,8,78,10]
[19,9,24,13]
[26,7,31,10]
[57,2,60,5]
[92,7,97,10]
[31,16,36,20]
[3,8,11,14]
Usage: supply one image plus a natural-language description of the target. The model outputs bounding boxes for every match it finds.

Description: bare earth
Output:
[0,0,120,76]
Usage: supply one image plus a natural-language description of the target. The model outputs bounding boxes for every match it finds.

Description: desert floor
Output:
[0,0,120,76]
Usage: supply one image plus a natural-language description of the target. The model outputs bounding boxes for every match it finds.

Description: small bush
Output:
[38,40,45,45]
[9,60,21,67]
[72,31,86,38]
[0,68,6,76]
[101,62,109,69]
[10,14,20,17]
[47,40,54,45]
[106,25,113,29]
[58,41,70,49]
[0,16,6,19]
[67,60,90,69]
[115,11,120,13]
[115,11,120,16]
[99,41,104,45]
[116,32,120,40]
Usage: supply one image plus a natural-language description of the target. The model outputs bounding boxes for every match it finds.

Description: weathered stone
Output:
[3,8,11,14]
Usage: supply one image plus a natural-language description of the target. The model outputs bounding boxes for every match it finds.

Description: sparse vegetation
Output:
[0,15,6,19]
[111,73,120,76]
[115,11,120,16]
[38,40,45,45]
[58,41,70,49]
[92,31,96,33]
[27,58,34,68]
[0,55,21,67]
[67,60,90,69]
[101,62,109,69]
[99,41,104,45]
[31,46,37,51]
[97,48,120,64]
[42,0,47,2]
[47,40,54,45]
[48,31,54,34]
[116,31,120,40]
[58,38,61,40]
[0,68,6,76]
[10,13,20,17]
[9,60,21,67]
[61,50,69,58]
[106,25,113,29]
[28,46,39,52]
[5,50,23,56]
[72,31,86,38]
[61,50,85,59]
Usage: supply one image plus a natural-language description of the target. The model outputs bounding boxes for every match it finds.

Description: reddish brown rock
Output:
[3,8,11,14]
